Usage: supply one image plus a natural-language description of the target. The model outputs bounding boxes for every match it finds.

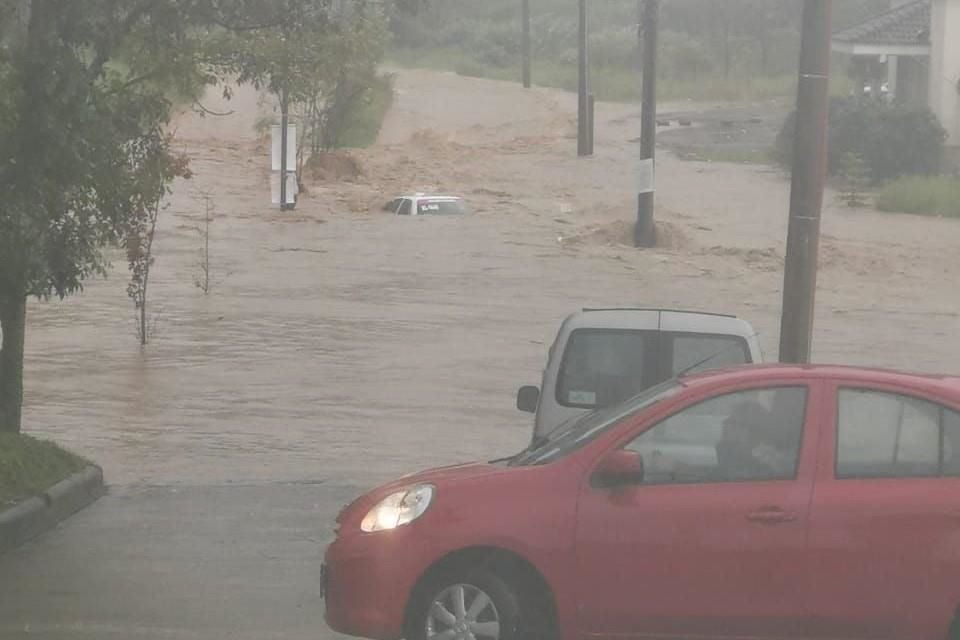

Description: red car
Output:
[324,365,960,640]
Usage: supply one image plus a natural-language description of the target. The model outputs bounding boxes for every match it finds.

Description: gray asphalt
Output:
[0,484,360,640]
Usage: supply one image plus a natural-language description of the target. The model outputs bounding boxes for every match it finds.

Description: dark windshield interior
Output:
[557,330,652,409]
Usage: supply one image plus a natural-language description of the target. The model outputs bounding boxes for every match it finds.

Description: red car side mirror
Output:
[594,450,645,489]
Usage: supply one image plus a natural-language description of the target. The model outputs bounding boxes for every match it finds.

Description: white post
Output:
[270,124,298,208]
[886,54,898,102]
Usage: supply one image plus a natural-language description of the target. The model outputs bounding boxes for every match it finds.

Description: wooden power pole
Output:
[779,0,832,363]
[577,0,591,156]
[634,0,658,247]
[522,0,531,89]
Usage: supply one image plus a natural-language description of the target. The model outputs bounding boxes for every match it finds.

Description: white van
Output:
[517,309,762,440]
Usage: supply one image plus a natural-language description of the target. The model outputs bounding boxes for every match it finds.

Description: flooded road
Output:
[5,67,960,640]
[19,68,960,490]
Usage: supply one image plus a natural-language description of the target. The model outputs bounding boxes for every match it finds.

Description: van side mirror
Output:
[593,450,645,488]
[516,386,540,413]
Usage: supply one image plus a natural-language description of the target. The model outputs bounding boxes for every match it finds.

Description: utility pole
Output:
[577,0,591,156]
[634,0,658,247]
[779,0,832,363]
[522,0,531,89]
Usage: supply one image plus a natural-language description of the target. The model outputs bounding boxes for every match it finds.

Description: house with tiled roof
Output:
[832,0,960,152]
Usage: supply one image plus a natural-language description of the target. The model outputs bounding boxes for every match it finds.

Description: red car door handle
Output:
[745,509,798,524]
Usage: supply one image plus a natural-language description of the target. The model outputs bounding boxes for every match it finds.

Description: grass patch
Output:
[337,74,396,149]
[875,176,960,218]
[675,147,774,165]
[0,433,89,508]
[391,47,810,103]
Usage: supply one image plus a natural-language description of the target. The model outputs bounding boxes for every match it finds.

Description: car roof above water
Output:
[404,194,463,201]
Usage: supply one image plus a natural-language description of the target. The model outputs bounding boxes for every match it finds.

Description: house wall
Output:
[929,0,960,147]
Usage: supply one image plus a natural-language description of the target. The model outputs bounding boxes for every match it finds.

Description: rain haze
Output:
[3,1,960,639]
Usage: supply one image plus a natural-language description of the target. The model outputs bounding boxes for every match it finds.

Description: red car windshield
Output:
[511,380,682,467]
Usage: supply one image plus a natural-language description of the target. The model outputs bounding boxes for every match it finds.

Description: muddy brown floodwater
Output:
[20,68,960,489]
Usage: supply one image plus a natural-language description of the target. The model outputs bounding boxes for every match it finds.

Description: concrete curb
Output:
[0,466,105,554]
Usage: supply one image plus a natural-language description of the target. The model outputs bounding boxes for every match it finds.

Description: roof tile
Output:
[833,0,930,46]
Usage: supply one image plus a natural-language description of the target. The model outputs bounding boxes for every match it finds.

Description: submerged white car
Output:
[383,194,467,216]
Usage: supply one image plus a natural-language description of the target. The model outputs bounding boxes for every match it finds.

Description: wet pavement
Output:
[0,483,354,639]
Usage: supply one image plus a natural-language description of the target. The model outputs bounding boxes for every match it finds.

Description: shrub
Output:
[776,98,946,183]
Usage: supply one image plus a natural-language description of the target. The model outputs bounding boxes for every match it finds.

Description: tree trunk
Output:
[0,293,27,434]
[139,283,148,346]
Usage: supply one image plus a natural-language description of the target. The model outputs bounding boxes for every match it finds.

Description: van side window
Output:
[624,387,807,485]
[397,199,413,215]
[836,389,960,479]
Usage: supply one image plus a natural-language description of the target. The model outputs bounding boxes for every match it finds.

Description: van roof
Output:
[563,308,756,339]
[581,308,737,318]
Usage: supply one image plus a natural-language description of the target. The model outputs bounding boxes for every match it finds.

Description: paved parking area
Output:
[0,484,357,640]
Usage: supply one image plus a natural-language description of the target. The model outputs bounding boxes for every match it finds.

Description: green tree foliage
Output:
[776,98,947,184]
[312,3,389,151]
[125,143,191,346]
[213,0,388,157]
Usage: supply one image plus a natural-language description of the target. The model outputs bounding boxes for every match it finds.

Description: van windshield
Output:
[511,380,682,466]
[557,329,749,410]
[557,329,652,409]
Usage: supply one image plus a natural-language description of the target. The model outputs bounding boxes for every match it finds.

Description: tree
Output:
[193,191,217,295]
[0,1,206,433]
[313,3,389,151]
[214,0,388,160]
[125,144,190,345]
